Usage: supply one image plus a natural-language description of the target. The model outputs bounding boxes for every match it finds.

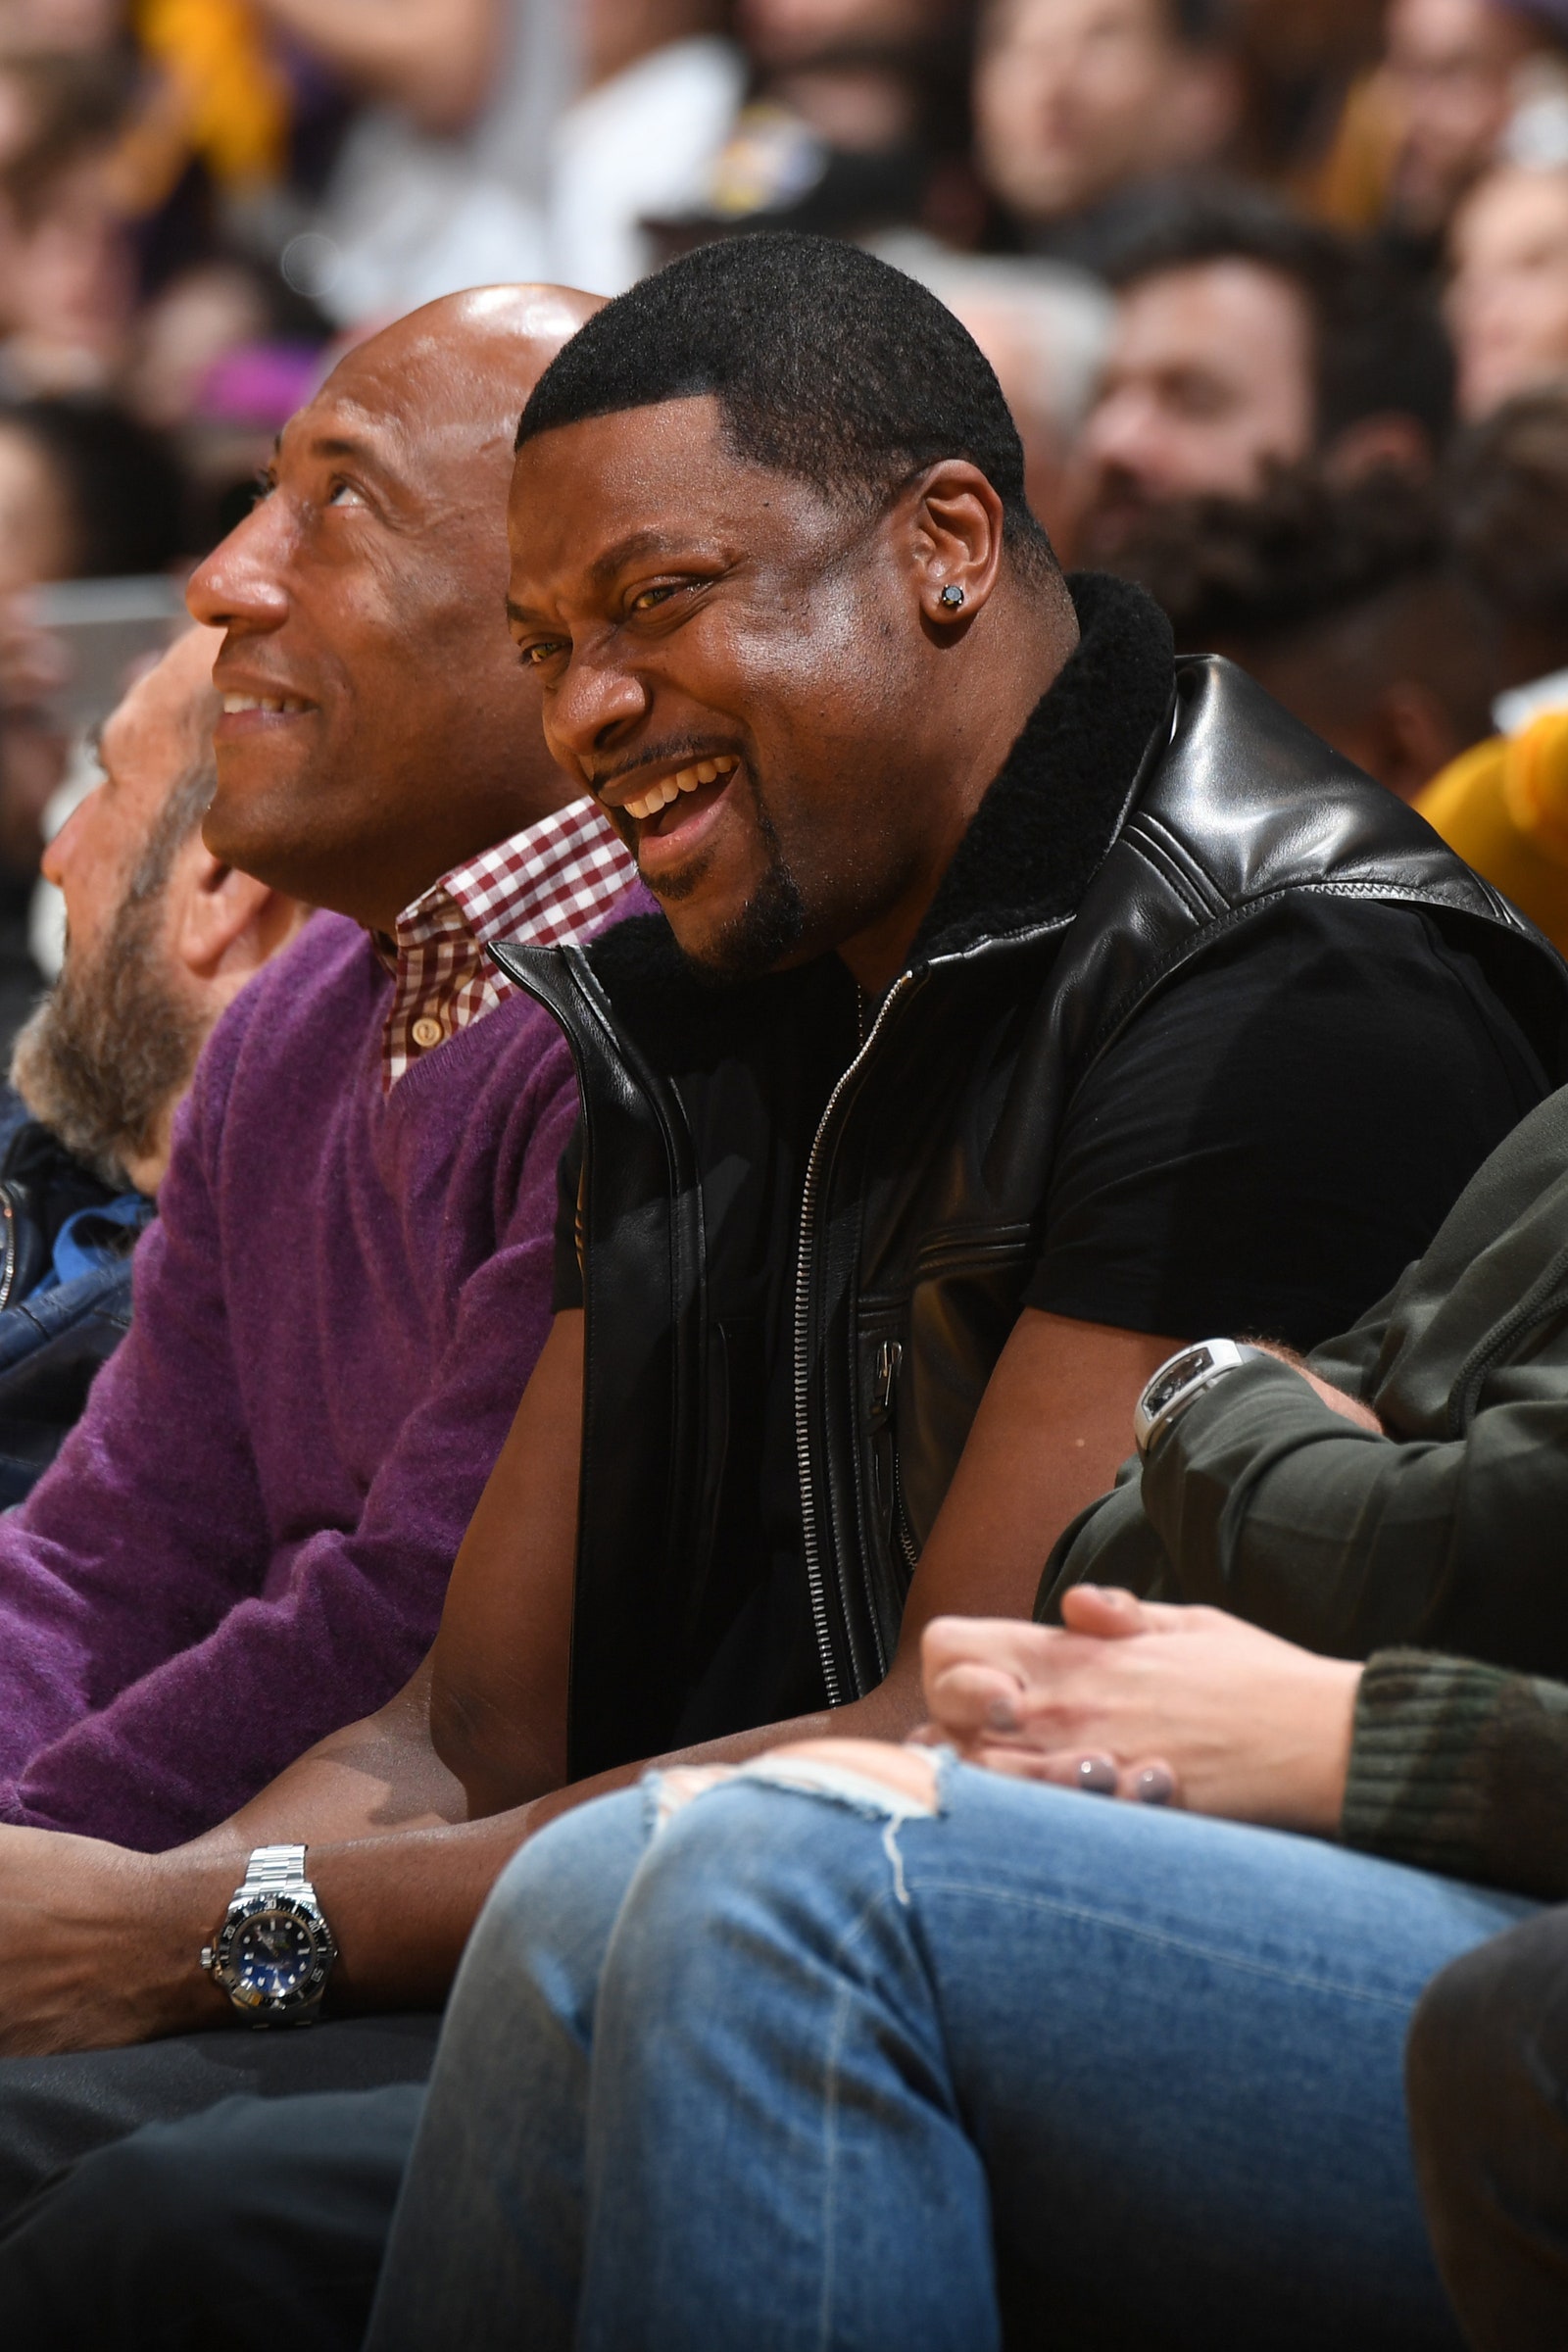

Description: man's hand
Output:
[918,1588,1362,1838]
[0,1828,233,2055]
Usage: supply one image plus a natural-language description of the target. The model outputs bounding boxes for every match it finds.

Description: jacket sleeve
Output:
[1344,1649,1568,1899]
[0,1027,270,1794]
[1040,1352,1568,1677]
[4,1057,580,1854]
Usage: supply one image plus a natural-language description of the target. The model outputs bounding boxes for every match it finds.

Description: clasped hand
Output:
[915,1587,1362,1838]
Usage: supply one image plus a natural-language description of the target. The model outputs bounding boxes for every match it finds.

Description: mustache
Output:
[589,733,746,794]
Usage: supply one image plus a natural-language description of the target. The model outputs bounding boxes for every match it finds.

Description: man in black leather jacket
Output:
[0,626,304,1503]
[0,226,1562,2233]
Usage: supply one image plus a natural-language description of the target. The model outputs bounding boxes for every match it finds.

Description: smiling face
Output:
[184,287,599,929]
[507,395,1050,990]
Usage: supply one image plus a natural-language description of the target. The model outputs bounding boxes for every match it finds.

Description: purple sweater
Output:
[0,911,579,1850]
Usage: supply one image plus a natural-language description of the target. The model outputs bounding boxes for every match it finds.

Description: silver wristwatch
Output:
[201,1843,338,2027]
[1133,1339,1267,1458]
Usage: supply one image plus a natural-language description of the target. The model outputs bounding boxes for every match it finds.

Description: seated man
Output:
[0,625,308,1504]
[0,279,637,1857]
[0,230,1552,2224]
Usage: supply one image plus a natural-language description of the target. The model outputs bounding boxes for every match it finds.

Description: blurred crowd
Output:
[2,0,1568,1027]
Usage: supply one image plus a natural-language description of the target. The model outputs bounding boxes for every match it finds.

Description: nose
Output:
[545,641,653,782]
[186,494,292,633]
[41,781,94,890]
[1081,385,1161,486]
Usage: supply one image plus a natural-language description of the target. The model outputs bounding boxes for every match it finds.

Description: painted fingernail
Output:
[1136,1766,1175,1806]
[1074,1756,1116,1795]
[985,1697,1020,1733]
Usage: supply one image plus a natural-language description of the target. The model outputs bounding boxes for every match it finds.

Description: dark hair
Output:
[1103,183,1455,448]
[1111,467,1451,650]
[515,232,1058,577]
[1169,0,1236,46]
[0,398,187,576]
[1446,387,1568,631]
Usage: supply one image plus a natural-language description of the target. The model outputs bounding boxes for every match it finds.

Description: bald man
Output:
[0,285,634,1870]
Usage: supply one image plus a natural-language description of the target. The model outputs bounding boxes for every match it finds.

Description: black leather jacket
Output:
[495,593,1568,1779]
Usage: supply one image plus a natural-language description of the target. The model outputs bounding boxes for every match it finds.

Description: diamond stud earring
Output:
[938,584,965,611]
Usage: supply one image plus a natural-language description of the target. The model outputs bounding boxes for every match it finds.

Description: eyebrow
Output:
[506,530,720,626]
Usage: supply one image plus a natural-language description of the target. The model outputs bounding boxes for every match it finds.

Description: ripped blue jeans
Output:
[364,1756,1530,2352]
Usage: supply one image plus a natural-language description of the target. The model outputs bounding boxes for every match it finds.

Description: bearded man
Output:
[0,625,305,1501]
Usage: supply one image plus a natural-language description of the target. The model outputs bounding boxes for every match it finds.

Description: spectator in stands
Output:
[647,0,979,256]
[1447,160,1568,421]
[0,239,1553,2286]
[0,281,639,1878]
[973,0,1244,267]
[0,395,189,1054]
[294,0,742,318]
[1074,187,1455,564]
[1118,470,1495,799]
[0,623,306,1505]
[1417,387,1568,949]
[1320,0,1555,257]
[32,1067,1568,2343]
[0,52,133,401]
[890,246,1113,548]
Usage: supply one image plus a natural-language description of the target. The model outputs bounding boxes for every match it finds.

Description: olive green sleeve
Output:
[1344,1650,1568,1899]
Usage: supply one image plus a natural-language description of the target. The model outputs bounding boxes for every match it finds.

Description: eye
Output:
[629,582,684,613]
[250,467,275,507]
[519,637,568,669]
[326,478,368,509]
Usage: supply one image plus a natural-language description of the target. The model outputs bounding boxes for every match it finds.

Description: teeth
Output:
[221,693,308,715]
[622,756,737,823]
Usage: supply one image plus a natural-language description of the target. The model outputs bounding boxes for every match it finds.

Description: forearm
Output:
[124,1671,921,2038]
[181,1663,466,1863]
[1136,1358,1568,1666]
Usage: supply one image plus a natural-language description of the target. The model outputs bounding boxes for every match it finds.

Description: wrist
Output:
[1284,1655,1364,1838]
[143,1847,255,2034]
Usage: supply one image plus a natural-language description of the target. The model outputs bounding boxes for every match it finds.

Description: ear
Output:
[903,458,1009,636]
[169,835,307,994]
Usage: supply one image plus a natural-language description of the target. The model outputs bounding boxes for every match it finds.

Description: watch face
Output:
[219,1896,331,2011]
[1143,1347,1213,1422]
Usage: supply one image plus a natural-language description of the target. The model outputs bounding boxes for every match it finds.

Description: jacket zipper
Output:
[872,1336,920,1577]
[795,972,916,1705]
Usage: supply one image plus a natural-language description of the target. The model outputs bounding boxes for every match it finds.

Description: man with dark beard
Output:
[0,626,305,1501]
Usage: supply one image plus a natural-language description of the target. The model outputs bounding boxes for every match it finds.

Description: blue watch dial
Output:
[230,1907,322,2002]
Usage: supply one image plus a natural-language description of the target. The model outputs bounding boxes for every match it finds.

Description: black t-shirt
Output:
[551,892,1547,1731]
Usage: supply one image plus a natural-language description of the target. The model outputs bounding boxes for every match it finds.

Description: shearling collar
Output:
[575,570,1175,1062]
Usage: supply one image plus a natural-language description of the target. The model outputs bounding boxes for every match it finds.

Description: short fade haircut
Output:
[1103,183,1455,449]
[514,232,1060,585]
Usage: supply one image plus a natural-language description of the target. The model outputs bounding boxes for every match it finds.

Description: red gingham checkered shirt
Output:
[378,796,635,1090]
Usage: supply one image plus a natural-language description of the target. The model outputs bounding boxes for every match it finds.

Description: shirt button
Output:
[411,1015,444,1050]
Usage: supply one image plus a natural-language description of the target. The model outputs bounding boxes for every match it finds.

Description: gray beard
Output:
[10,883,204,1190]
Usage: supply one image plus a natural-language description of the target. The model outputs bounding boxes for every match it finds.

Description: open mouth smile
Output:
[612,754,744,881]
[621,754,739,823]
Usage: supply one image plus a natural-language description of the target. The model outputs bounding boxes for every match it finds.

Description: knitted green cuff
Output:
[1341,1649,1510,1881]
